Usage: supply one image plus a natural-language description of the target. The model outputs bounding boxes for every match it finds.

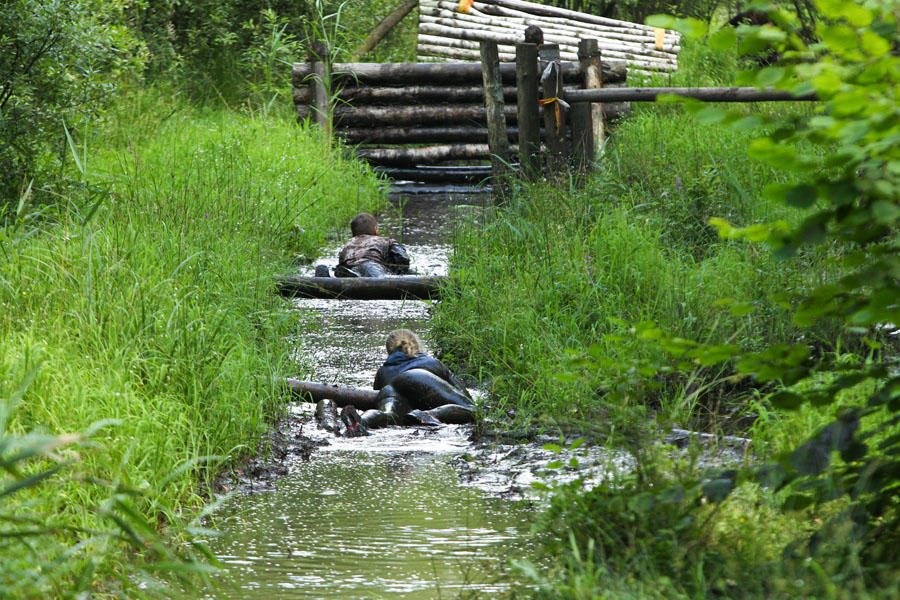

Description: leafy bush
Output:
[0,0,142,209]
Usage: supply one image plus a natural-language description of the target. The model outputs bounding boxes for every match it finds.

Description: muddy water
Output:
[205,192,537,598]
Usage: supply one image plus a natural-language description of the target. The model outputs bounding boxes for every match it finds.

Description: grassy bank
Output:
[0,90,383,595]
[431,38,888,597]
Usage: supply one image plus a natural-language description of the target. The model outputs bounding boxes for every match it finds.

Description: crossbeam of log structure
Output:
[564,86,820,103]
[276,275,445,300]
[374,165,496,183]
[286,379,380,410]
[296,102,628,126]
[338,126,524,144]
[293,82,624,105]
[358,143,520,166]
[292,60,625,86]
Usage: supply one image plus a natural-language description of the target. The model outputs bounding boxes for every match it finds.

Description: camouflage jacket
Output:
[337,235,411,274]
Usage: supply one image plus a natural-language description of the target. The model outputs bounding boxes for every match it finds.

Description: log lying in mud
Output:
[276,275,445,300]
[287,379,380,410]
[358,143,519,166]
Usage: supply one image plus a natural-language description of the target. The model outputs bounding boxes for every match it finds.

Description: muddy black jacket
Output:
[337,235,410,276]
[374,351,467,394]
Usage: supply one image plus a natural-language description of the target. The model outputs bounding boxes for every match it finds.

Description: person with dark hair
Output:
[329,212,412,278]
[360,329,475,429]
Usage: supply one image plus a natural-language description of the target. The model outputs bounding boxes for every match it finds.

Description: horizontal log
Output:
[565,87,819,103]
[419,7,681,54]
[374,165,495,183]
[479,0,664,35]
[339,126,525,144]
[287,379,380,410]
[416,40,675,71]
[358,143,518,166]
[292,60,626,87]
[298,103,518,126]
[419,13,680,57]
[297,101,628,126]
[277,275,445,299]
[294,84,519,104]
[421,0,667,40]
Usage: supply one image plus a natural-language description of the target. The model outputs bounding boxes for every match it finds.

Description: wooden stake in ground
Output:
[539,44,567,169]
[480,40,511,189]
[571,38,604,172]
[516,42,540,180]
[308,40,331,136]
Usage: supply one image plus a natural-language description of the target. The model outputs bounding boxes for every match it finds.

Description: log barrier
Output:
[276,275,445,300]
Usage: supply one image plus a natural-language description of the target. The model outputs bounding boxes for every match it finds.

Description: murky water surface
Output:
[205,192,539,598]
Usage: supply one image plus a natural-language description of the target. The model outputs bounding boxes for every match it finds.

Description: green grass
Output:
[0,88,384,596]
[430,38,884,599]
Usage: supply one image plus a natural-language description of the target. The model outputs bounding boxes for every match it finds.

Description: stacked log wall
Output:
[292,57,627,180]
[417,0,679,77]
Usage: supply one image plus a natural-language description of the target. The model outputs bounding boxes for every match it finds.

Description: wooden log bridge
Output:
[276,275,446,300]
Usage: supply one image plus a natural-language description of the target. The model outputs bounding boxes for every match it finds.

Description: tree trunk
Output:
[353,0,419,59]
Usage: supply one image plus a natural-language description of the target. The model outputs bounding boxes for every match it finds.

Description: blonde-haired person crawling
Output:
[359,329,474,430]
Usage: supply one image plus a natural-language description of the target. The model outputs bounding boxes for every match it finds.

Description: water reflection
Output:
[207,452,531,598]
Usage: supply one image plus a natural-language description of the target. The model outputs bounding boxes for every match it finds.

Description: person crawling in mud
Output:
[359,329,475,430]
[325,212,411,278]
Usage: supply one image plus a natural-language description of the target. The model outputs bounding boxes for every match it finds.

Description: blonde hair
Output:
[385,329,422,357]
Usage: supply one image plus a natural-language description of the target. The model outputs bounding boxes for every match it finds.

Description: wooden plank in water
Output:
[276,275,446,300]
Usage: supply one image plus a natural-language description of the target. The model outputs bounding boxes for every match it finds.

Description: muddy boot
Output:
[405,409,442,427]
[340,405,368,437]
[314,264,330,277]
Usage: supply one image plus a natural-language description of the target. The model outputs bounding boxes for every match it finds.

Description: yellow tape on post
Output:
[654,28,665,50]
[458,0,473,13]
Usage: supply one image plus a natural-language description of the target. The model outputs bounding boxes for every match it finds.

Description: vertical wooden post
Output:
[515,42,540,180]
[309,40,331,136]
[480,40,510,183]
[579,39,605,163]
[539,44,566,170]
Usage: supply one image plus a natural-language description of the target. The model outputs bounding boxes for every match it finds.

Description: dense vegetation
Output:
[1,2,386,593]
[434,1,898,597]
[2,0,895,597]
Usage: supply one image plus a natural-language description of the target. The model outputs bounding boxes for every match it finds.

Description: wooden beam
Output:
[292,61,625,86]
[277,275,445,300]
[358,144,519,166]
[374,165,495,183]
[352,0,418,59]
[540,44,567,167]
[516,42,540,180]
[308,41,331,135]
[480,40,511,182]
[565,87,820,103]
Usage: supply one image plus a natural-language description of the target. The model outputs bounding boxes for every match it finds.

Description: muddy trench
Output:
[201,191,636,598]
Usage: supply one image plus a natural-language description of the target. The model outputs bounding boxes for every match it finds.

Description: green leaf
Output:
[769,390,804,410]
[785,184,817,208]
[702,478,734,502]
[871,200,900,225]
[542,443,562,453]
[756,66,785,87]
[708,27,737,51]
[860,30,890,57]
[546,460,564,470]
